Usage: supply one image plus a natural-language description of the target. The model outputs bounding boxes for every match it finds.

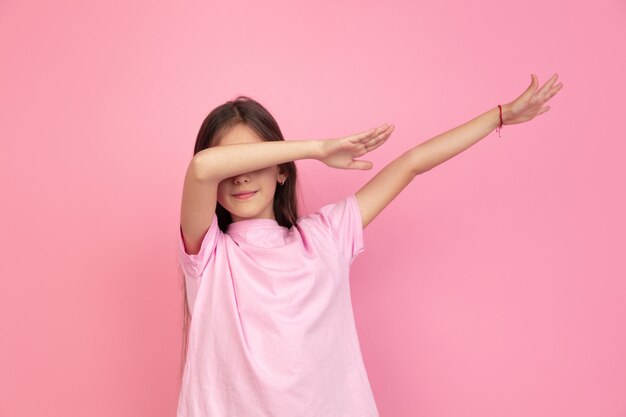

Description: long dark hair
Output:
[179,96,300,382]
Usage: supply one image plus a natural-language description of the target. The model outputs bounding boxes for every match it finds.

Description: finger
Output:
[377,123,394,136]
[539,83,563,105]
[365,136,389,153]
[365,126,394,150]
[515,74,538,102]
[348,159,373,170]
[367,124,391,140]
[548,83,563,99]
[351,124,389,145]
[376,123,390,131]
[348,126,381,143]
[366,124,394,144]
[538,105,550,115]
[537,73,559,97]
[367,123,393,137]
[528,73,539,93]
[351,127,378,142]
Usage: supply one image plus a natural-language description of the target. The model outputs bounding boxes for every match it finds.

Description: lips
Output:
[232,191,257,200]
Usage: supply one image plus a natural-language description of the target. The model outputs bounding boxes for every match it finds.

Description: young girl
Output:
[177,73,563,417]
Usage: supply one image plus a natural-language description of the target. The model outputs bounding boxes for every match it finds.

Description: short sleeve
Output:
[307,194,364,264]
[178,215,220,279]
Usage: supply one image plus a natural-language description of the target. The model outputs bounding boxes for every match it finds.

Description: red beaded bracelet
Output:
[496,104,503,138]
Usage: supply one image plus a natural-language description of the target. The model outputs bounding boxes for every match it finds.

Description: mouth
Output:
[232,191,258,200]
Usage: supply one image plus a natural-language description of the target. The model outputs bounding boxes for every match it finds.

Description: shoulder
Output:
[297,194,356,226]
[296,194,364,263]
[178,215,225,278]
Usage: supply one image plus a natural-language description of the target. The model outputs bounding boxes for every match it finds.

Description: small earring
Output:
[279,178,286,186]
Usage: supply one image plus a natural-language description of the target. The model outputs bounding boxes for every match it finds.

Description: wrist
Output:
[310,139,326,161]
[500,103,514,125]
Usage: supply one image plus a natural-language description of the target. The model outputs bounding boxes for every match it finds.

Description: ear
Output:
[277,166,288,183]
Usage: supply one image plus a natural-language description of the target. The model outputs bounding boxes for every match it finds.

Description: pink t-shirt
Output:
[177,194,379,417]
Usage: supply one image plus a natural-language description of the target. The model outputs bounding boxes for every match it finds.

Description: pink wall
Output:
[1,0,625,416]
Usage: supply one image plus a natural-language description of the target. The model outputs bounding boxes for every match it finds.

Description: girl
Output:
[177,73,563,417]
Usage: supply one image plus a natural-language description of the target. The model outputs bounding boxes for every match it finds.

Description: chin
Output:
[230,209,262,221]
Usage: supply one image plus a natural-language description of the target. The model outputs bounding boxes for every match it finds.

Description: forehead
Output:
[219,123,264,146]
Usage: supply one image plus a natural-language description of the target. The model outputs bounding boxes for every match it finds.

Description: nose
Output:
[233,174,250,185]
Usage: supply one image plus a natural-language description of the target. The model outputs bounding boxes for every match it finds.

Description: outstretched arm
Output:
[355,73,564,229]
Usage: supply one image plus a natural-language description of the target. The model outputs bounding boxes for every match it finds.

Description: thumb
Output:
[349,160,373,170]
[529,74,537,92]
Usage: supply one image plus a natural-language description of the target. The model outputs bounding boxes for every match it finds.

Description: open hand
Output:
[316,124,395,169]
[504,73,563,125]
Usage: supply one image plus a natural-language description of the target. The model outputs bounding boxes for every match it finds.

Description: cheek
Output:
[216,182,228,201]
[263,175,278,190]
[262,167,279,182]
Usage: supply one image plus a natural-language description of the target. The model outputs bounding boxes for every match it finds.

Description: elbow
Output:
[190,150,217,183]
[406,149,430,176]
[413,163,433,176]
[412,167,427,176]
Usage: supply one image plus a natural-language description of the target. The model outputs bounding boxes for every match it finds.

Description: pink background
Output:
[1,0,625,416]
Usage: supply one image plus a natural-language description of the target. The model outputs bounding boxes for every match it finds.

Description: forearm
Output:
[191,140,319,182]
[409,104,512,175]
